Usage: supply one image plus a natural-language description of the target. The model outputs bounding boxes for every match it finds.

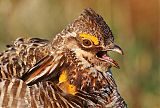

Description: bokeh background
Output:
[0,0,159,108]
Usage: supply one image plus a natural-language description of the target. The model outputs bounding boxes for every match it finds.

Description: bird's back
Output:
[0,37,63,108]
[0,37,50,79]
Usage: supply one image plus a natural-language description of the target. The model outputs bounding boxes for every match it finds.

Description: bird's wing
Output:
[0,78,31,108]
[0,78,76,108]
[0,77,90,108]
[0,77,126,108]
[0,38,50,79]
[21,51,66,86]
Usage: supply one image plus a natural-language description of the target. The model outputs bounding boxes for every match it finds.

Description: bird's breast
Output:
[57,64,111,95]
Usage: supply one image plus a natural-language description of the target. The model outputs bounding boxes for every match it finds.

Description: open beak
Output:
[96,44,124,69]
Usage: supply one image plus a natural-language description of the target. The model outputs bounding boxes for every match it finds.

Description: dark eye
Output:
[82,39,92,47]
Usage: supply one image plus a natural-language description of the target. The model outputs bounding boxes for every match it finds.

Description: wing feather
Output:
[21,52,66,86]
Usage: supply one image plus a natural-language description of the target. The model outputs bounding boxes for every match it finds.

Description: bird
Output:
[0,8,127,108]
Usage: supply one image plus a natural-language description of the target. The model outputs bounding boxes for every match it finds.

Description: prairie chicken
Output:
[0,8,127,108]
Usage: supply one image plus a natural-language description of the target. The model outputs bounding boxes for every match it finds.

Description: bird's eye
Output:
[82,39,92,47]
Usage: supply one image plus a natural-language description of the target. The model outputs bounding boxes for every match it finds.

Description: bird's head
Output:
[53,8,123,72]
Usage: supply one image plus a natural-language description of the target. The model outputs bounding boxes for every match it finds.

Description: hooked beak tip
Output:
[113,44,124,55]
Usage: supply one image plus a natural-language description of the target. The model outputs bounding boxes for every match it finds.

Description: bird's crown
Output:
[60,8,114,47]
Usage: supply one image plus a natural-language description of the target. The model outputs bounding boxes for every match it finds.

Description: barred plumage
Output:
[0,8,127,108]
[0,38,50,79]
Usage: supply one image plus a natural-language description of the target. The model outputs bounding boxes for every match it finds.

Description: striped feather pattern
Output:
[0,78,104,108]
[0,78,30,107]
[0,38,50,79]
[21,53,65,86]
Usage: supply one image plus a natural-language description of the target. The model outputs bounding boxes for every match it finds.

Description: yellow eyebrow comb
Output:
[79,33,99,45]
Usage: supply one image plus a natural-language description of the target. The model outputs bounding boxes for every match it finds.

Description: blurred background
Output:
[0,0,159,108]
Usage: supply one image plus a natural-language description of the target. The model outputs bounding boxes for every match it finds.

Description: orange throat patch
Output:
[58,70,77,95]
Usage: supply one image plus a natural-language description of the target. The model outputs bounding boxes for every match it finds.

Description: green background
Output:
[0,0,159,108]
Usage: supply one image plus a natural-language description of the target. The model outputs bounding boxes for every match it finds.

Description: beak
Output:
[106,44,124,55]
[103,44,123,69]
[96,44,124,69]
[107,44,124,68]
